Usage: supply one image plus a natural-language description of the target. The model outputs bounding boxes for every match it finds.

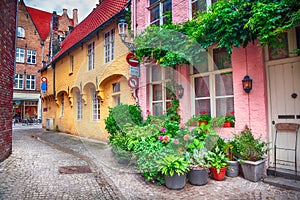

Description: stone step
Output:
[264,168,300,191]
[267,168,300,181]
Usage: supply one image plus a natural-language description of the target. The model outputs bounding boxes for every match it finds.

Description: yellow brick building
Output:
[40,0,134,141]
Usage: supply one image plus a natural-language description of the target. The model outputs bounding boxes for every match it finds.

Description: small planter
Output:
[198,120,208,126]
[210,167,227,181]
[188,168,208,186]
[240,159,266,182]
[226,160,239,177]
[164,173,186,190]
[223,121,232,128]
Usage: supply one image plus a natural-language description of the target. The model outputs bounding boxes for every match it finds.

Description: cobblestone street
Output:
[0,125,300,199]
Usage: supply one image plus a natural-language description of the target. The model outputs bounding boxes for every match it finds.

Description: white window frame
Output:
[92,89,100,121]
[149,0,172,26]
[104,29,115,63]
[190,0,211,19]
[112,82,121,106]
[191,48,234,117]
[14,74,24,89]
[26,49,36,64]
[16,48,25,63]
[25,75,36,90]
[77,92,82,120]
[17,27,25,38]
[88,42,94,71]
[70,55,74,73]
[61,93,64,117]
[149,66,172,115]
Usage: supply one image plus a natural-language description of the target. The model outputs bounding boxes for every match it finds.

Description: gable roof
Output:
[26,6,74,42]
[52,0,128,62]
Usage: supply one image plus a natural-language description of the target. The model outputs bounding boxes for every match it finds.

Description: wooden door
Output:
[268,57,300,171]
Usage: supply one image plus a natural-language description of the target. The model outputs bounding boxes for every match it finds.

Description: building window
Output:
[17,27,25,38]
[77,92,82,120]
[112,82,120,106]
[88,42,94,71]
[70,55,74,73]
[192,48,234,117]
[16,48,25,63]
[14,74,24,89]
[61,93,64,117]
[104,29,115,63]
[26,75,36,90]
[149,65,173,115]
[149,0,172,26]
[92,89,100,121]
[26,50,36,64]
[191,0,207,18]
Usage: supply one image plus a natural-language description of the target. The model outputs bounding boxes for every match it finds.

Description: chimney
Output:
[62,8,68,16]
[73,9,78,27]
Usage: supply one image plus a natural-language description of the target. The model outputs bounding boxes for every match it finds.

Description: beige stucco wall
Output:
[41,21,136,141]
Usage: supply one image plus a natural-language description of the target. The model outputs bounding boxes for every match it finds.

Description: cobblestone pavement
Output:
[1,125,300,200]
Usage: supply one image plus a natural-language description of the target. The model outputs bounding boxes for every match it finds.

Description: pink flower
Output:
[146,110,151,115]
[179,123,185,129]
[162,135,170,143]
[173,139,179,144]
[183,135,190,141]
[161,128,166,133]
[158,135,163,141]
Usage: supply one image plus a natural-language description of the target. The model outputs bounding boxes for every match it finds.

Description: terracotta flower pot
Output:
[223,121,232,128]
[198,120,208,126]
[210,167,227,181]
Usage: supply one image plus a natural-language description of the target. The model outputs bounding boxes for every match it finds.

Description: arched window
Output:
[17,27,25,38]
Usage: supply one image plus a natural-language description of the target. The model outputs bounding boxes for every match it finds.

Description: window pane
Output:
[195,76,209,97]
[195,99,211,115]
[152,65,162,81]
[150,0,159,5]
[213,48,232,70]
[216,97,234,116]
[163,0,171,13]
[215,73,233,96]
[193,51,208,73]
[269,33,289,60]
[153,84,162,101]
[192,0,207,17]
[164,67,173,79]
[153,102,163,116]
[150,5,160,23]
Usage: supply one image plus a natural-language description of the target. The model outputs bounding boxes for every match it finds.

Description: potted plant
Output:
[186,148,210,186]
[210,116,226,128]
[207,146,229,181]
[223,140,239,177]
[198,112,211,126]
[156,154,190,190]
[224,112,235,127]
[233,125,269,182]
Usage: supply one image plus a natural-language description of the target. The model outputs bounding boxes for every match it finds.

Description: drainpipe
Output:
[52,63,56,99]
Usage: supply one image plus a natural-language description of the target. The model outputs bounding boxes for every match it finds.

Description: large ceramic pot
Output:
[240,159,266,182]
[164,173,186,190]
[226,160,239,177]
[188,168,209,186]
[210,167,227,181]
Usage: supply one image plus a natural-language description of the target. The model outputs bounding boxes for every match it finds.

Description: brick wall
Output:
[0,0,17,162]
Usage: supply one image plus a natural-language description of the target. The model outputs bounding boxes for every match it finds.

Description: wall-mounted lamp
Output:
[118,19,135,52]
[176,84,184,99]
[242,75,252,93]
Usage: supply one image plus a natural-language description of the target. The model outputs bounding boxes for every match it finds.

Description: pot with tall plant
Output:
[234,125,270,182]
[207,146,229,181]
[157,154,190,190]
[223,140,239,177]
[185,148,210,186]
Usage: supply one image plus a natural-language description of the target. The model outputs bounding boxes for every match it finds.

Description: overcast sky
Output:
[23,0,99,23]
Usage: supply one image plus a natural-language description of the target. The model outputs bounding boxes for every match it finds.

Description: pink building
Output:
[132,0,300,172]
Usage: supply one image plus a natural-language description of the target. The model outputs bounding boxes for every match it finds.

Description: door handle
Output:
[272,120,275,125]
[291,93,297,99]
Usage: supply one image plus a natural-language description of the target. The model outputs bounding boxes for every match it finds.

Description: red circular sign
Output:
[41,77,47,82]
[126,52,139,67]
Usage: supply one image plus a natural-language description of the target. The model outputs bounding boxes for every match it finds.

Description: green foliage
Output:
[210,116,226,128]
[185,148,210,169]
[207,146,229,174]
[134,0,300,66]
[157,154,190,177]
[105,104,143,136]
[233,125,269,161]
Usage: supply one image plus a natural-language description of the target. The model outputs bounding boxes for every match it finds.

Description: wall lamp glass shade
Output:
[118,19,128,42]
[176,84,184,99]
[242,75,252,93]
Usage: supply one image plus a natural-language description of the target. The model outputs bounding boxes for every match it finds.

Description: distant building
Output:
[0,0,17,162]
[13,0,77,122]
[40,0,131,141]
